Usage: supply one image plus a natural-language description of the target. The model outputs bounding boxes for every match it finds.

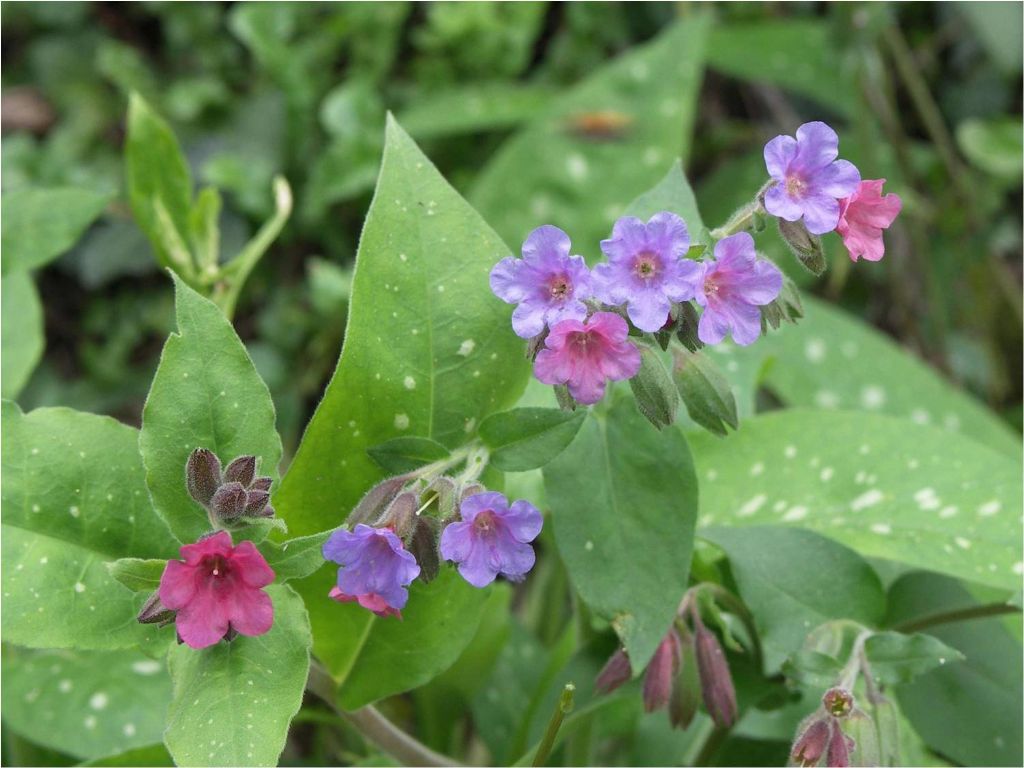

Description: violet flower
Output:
[323,524,420,618]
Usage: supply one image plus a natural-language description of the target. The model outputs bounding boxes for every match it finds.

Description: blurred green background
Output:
[2,0,1021,456]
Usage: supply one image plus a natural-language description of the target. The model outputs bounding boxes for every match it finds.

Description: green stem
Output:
[532,684,576,767]
[306,661,460,767]
[891,602,1022,634]
[690,724,730,767]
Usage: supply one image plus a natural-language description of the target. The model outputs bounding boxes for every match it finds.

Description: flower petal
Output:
[764,134,798,179]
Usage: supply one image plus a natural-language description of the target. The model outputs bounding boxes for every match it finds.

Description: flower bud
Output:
[186,448,222,506]
[629,346,680,431]
[250,476,272,493]
[381,491,418,538]
[694,622,737,727]
[408,516,440,583]
[843,710,880,767]
[674,302,703,353]
[777,218,826,275]
[348,475,408,526]
[210,482,248,522]
[137,591,175,627]
[669,634,700,730]
[554,384,576,412]
[643,630,681,712]
[460,483,486,502]
[595,649,632,694]
[822,687,855,718]
[791,717,831,767]
[672,347,739,437]
[871,695,900,767]
[526,328,549,361]
[244,490,272,517]
[826,719,854,768]
[423,476,458,520]
[223,455,257,487]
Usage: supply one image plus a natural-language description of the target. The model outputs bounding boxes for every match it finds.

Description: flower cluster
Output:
[322,476,544,618]
[790,688,862,768]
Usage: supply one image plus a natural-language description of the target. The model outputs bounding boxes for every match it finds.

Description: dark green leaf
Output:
[479,407,586,472]
[1,270,44,399]
[864,631,964,685]
[622,160,707,241]
[1,187,110,274]
[544,395,698,670]
[366,435,450,474]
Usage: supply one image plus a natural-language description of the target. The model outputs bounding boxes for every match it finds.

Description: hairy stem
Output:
[306,661,460,767]
[891,602,1022,634]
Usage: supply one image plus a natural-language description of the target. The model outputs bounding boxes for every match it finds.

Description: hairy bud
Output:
[778,218,826,275]
[137,591,175,627]
[629,346,680,430]
[844,710,880,767]
[791,717,831,767]
[672,347,739,437]
[553,384,576,412]
[694,622,737,727]
[244,490,273,517]
[643,630,681,712]
[186,448,222,506]
[223,455,256,487]
[250,476,272,493]
[822,687,855,718]
[460,482,486,502]
[826,719,854,768]
[595,649,632,694]
[408,516,441,583]
[669,634,700,730]
[348,475,408,526]
[674,302,703,353]
[423,476,458,520]
[210,482,247,523]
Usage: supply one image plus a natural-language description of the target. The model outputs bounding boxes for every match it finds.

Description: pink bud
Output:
[694,623,737,727]
[595,649,632,694]
[791,718,830,766]
[643,630,681,712]
[826,719,854,768]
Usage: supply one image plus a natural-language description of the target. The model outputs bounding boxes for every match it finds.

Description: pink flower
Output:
[158,531,275,649]
[533,312,642,405]
[835,179,902,262]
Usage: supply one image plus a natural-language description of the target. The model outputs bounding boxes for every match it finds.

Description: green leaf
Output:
[106,558,167,593]
[886,572,1023,766]
[319,568,487,710]
[366,435,450,474]
[470,17,709,256]
[864,631,965,685]
[1,402,176,650]
[689,410,1023,590]
[140,273,282,544]
[622,159,707,240]
[258,531,332,583]
[125,93,194,275]
[479,407,586,472]
[1,187,110,274]
[1,270,44,399]
[703,526,884,672]
[1,647,171,761]
[707,20,853,117]
[958,1,1023,74]
[956,117,1023,182]
[82,743,174,767]
[399,82,555,140]
[739,296,1020,457]
[164,584,311,767]
[543,395,698,670]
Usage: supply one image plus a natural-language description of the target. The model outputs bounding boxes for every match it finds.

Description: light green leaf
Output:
[470,17,709,256]
[543,396,698,671]
[1,402,176,650]
[739,296,1020,456]
[622,159,707,240]
[140,273,282,544]
[689,410,1023,590]
[399,82,555,139]
[126,93,194,274]
[956,117,1023,182]
[1,270,44,399]
[366,435,451,474]
[1,187,110,274]
[701,526,885,671]
[334,569,488,710]
[106,558,167,593]
[958,1,1023,74]
[258,531,332,583]
[707,20,853,117]
[864,631,965,685]
[479,407,586,472]
[82,743,174,767]
[164,584,311,767]
[1,647,170,761]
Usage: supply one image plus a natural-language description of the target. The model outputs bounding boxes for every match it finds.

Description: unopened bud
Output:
[675,302,703,353]
[791,717,831,767]
[250,476,272,492]
[826,719,854,768]
[844,710,880,767]
[629,346,679,430]
[595,649,632,694]
[210,482,247,522]
[223,455,256,486]
[460,483,486,502]
[823,687,855,718]
[244,490,272,517]
[694,622,737,727]
[526,328,549,361]
[777,218,826,275]
[643,630,681,712]
[871,695,900,766]
[669,633,700,730]
[348,475,408,526]
[672,347,739,437]
[381,492,418,537]
[137,591,175,627]
[186,448,221,506]
[409,516,440,583]
[424,476,458,520]
[554,384,577,412]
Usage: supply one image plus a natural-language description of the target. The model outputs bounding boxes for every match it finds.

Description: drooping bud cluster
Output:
[594,590,737,730]
[789,688,861,768]
[322,458,544,619]
[187,448,276,527]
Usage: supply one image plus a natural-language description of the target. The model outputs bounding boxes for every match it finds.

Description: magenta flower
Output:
[592,212,702,332]
[323,524,420,618]
[763,121,861,235]
[439,491,543,588]
[533,312,642,404]
[836,179,902,262]
[158,531,275,649]
[490,225,592,338]
[694,232,782,346]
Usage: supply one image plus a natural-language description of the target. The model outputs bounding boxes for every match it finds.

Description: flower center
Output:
[204,554,230,579]
[785,175,806,198]
[473,510,497,535]
[548,274,571,301]
[633,252,659,280]
[703,273,722,299]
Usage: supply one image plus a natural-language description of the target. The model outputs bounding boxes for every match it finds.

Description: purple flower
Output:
[593,212,702,332]
[322,524,420,618]
[490,225,592,338]
[763,121,860,235]
[694,233,782,347]
[439,491,543,588]
[534,312,642,404]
